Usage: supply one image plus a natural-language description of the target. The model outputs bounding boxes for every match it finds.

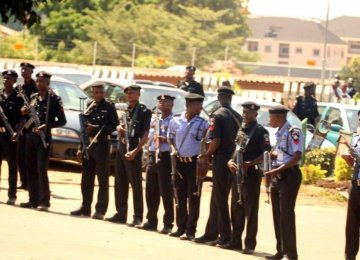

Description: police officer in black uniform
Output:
[70,84,118,220]
[15,62,37,190]
[292,81,319,126]
[225,101,271,253]
[0,70,22,205]
[194,87,241,246]
[106,84,152,226]
[343,114,360,260]
[137,94,175,234]
[265,105,304,260]
[177,66,205,96]
[19,71,67,211]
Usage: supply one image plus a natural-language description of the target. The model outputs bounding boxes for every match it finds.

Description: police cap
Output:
[186,65,196,72]
[90,83,104,89]
[20,62,35,69]
[269,105,289,115]
[2,70,18,79]
[157,94,175,101]
[303,81,315,89]
[185,93,204,102]
[35,71,52,79]
[242,101,260,111]
[124,84,142,93]
[217,86,235,95]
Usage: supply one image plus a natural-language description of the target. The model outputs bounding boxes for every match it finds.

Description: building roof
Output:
[0,24,19,36]
[248,16,345,45]
[328,16,360,38]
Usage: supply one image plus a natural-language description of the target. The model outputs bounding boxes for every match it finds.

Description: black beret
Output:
[20,62,35,69]
[185,93,204,102]
[157,94,175,101]
[35,71,52,79]
[124,84,141,93]
[2,70,18,79]
[242,101,260,111]
[269,105,289,115]
[217,86,235,95]
[303,81,315,89]
[186,66,196,72]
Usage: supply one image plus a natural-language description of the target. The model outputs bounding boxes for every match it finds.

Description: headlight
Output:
[51,128,79,138]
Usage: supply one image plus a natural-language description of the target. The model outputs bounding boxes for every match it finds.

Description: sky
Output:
[248,0,360,21]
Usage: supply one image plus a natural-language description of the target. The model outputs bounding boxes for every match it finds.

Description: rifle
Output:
[154,106,161,163]
[79,98,96,160]
[18,91,48,149]
[116,103,129,153]
[235,129,250,205]
[194,128,209,197]
[263,151,272,203]
[338,130,360,165]
[0,101,17,141]
[170,145,180,208]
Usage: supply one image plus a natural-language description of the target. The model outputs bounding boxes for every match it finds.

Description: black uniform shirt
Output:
[126,102,152,146]
[15,79,37,100]
[209,105,242,154]
[0,89,22,131]
[178,80,205,97]
[86,99,119,137]
[293,95,319,125]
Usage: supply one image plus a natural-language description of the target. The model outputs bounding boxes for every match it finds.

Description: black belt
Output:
[148,151,170,158]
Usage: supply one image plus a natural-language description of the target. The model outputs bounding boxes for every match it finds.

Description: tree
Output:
[340,58,360,91]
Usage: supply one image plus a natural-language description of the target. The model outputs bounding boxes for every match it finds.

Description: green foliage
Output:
[340,57,360,91]
[301,164,327,185]
[304,148,336,177]
[334,156,353,181]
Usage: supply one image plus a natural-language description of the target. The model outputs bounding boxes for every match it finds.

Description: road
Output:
[0,162,348,260]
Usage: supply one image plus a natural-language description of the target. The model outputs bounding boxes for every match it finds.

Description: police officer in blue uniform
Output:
[19,71,67,211]
[70,84,118,220]
[265,105,303,260]
[15,62,37,190]
[226,101,272,253]
[106,84,152,227]
[0,70,22,205]
[168,93,208,240]
[343,112,360,260]
[177,66,205,97]
[137,94,175,234]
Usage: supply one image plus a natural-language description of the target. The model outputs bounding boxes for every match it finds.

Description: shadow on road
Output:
[49,161,82,173]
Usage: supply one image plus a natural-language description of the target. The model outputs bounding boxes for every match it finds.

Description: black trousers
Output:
[114,143,143,221]
[270,167,301,260]
[145,152,174,228]
[175,158,200,235]
[81,140,110,215]
[0,134,18,199]
[230,168,262,250]
[17,131,28,187]
[211,152,232,242]
[345,184,360,260]
[26,132,50,207]
[202,190,219,239]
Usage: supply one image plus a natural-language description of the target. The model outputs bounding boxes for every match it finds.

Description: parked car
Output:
[202,96,335,149]
[34,66,93,85]
[133,79,176,88]
[80,78,188,113]
[317,102,359,145]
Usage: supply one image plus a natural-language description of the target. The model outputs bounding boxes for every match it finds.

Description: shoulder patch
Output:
[290,127,301,144]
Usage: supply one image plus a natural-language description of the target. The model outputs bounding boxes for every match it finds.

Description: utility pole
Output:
[224,45,229,62]
[191,47,196,66]
[320,0,331,99]
[35,37,39,61]
[131,43,136,67]
[92,41,97,66]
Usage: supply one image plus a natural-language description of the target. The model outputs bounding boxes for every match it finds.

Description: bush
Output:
[301,164,327,185]
[304,148,336,177]
[334,156,353,181]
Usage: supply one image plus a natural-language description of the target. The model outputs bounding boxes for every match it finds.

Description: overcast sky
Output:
[248,0,359,20]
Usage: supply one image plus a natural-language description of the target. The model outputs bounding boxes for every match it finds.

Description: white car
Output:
[33,66,93,85]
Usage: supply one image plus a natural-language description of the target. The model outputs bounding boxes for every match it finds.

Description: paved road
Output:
[0,162,348,259]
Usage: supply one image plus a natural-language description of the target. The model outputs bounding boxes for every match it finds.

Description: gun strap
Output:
[225,107,241,128]
[128,102,140,139]
[43,90,51,135]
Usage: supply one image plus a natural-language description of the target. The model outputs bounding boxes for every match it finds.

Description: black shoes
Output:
[159,226,172,235]
[242,248,254,254]
[179,233,195,241]
[219,241,242,250]
[207,238,229,247]
[70,208,91,217]
[192,235,217,244]
[105,213,126,224]
[6,198,16,205]
[20,201,38,209]
[169,230,185,237]
[37,205,49,212]
[265,253,284,259]
[136,222,157,231]
[92,212,105,220]
[127,218,142,227]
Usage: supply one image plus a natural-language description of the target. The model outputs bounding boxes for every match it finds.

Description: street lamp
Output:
[320,0,331,99]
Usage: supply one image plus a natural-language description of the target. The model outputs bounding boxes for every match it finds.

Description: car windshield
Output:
[53,74,92,86]
[346,108,359,132]
[51,81,88,111]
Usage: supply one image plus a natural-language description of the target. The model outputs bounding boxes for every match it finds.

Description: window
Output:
[313,49,320,56]
[248,41,258,52]
[278,61,288,65]
[265,45,272,53]
[324,107,343,126]
[349,41,360,54]
[295,48,302,54]
[279,44,290,58]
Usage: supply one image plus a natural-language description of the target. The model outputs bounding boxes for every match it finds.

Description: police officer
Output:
[15,62,37,190]
[70,84,118,220]
[343,111,360,260]
[177,66,205,96]
[106,85,152,226]
[265,105,303,260]
[347,78,356,98]
[19,71,67,211]
[168,93,208,240]
[137,95,175,234]
[226,101,272,253]
[0,70,22,205]
[194,87,241,246]
[292,81,319,126]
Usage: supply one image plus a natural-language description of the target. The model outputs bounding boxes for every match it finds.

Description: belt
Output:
[177,155,197,163]
[0,127,6,133]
